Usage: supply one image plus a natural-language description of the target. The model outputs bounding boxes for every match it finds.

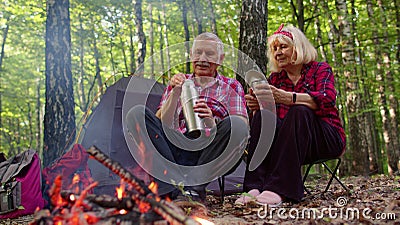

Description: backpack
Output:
[0,149,45,219]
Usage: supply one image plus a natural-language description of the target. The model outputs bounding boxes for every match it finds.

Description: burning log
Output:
[87,146,200,225]
[87,146,154,197]
[31,178,177,225]
[60,191,136,210]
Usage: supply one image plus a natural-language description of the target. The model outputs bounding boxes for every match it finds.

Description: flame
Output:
[67,173,81,194]
[116,182,126,200]
[148,181,158,194]
[84,213,100,224]
[119,209,128,214]
[138,201,151,213]
[193,217,215,225]
[72,174,80,184]
[69,194,76,202]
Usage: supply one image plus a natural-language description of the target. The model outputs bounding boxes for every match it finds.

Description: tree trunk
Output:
[364,0,386,174]
[320,1,352,176]
[36,78,43,156]
[129,22,136,75]
[290,0,304,31]
[78,13,87,112]
[0,20,9,144]
[158,13,166,84]
[207,0,218,35]
[312,2,327,62]
[119,32,129,76]
[336,0,369,176]
[191,0,203,34]
[0,22,8,71]
[0,21,8,132]
[93,32,103,96]
[44,0,76,167]
[395,0,400,63]
[377,0,400,174]
[27,103,34,148]
[133,0,146,72]
[182,1,191,72]
[238,0,268,88]
[161,2,171,79]
[149,3,154,79]
[180,0,191,74]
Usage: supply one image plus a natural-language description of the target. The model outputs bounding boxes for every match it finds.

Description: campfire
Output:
[31,146,212,225]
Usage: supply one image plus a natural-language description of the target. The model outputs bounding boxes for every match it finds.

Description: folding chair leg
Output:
[218,176,225,203]
[302,164,313,195]
[303,158,349,197]
[321,158,349,192]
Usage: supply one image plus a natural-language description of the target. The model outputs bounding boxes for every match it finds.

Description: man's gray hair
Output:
[192,32,224,55]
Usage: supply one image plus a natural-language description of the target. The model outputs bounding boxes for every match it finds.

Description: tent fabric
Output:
[80,76,165,194]
[80,76,245,196]
[206,160,246,196]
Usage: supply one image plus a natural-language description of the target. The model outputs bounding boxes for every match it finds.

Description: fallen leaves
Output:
[203,175,400,225]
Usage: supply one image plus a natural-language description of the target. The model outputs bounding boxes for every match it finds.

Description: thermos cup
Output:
[245,70,269,110]
[180,79,204,138]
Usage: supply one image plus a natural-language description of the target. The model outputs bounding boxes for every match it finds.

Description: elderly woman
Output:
[236,24,346,205]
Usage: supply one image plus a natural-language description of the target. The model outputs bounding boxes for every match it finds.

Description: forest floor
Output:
[200,175,400,225]
[1,175,399,225]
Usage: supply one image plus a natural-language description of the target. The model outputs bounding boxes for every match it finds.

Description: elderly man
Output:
[126,32,249,202]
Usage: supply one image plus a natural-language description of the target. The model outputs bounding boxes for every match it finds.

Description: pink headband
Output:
[273,24,293,40]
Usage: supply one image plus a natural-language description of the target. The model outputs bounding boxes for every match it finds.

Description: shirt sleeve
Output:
[228,79,248,118]
[157,85,173,110]
[306,62,338,116]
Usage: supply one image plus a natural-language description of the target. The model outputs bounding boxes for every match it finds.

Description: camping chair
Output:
[217,175,227,202]
[302,157,350,197]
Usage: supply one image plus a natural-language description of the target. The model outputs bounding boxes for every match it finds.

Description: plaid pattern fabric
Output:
[268,61,346,146]
[159,73,247,133]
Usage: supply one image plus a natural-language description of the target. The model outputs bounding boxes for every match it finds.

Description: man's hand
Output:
[193,98,213,119]
[169,73,186,88]
[194,98,216,128]
[156,73,186,121]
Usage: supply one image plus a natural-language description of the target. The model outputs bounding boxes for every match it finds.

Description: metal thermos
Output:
[180,79,204,138]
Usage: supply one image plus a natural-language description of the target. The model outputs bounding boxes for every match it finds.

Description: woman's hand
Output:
[248,81,275,110]
[269,85,291,104]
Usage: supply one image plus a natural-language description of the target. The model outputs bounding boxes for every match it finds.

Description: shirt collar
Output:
[189,72,221,88]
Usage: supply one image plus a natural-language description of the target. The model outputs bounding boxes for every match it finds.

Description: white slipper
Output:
[255,190,283,207]
[234,189,260,205]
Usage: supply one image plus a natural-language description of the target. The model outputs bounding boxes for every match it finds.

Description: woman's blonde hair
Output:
[267,25,318,72]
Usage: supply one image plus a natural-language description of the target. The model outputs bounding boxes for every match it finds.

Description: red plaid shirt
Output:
[268,61,346,147]
[159,73,247,133]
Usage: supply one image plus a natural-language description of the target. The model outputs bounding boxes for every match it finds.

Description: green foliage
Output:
[1,0,399,176]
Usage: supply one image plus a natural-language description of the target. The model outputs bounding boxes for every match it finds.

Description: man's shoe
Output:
[173,190,205,203]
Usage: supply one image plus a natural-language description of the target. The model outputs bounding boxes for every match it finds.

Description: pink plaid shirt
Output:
[159,73,248,133]
[268,61,346,147]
